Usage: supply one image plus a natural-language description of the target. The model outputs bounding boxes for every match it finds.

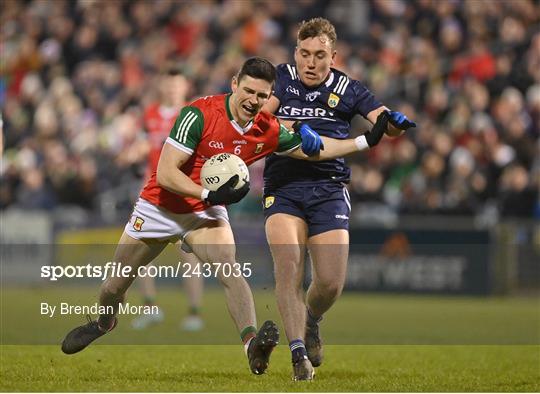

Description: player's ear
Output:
[293,46,301,61]
[330,50,337,66]
[231,76,238,93]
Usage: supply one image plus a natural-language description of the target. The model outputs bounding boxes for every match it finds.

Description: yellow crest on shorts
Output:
[133,217,144,231]
[264,196,275,208]
[328,93,340,108]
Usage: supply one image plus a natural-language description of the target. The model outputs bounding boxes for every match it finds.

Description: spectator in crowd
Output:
[1,0,539,218]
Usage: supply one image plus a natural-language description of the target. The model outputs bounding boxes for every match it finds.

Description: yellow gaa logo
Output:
[264,196,275,208]
[133,217,144,231]
[255,143,264,154]
[328,93,340,108]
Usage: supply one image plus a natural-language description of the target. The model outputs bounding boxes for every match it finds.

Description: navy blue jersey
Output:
[263,64,382,188]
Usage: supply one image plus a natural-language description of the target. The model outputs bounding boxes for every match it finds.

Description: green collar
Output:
[225,94,234,121]
[226,93,254,133]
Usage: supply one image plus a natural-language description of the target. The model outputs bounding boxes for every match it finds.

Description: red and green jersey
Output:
[140,94,301,213]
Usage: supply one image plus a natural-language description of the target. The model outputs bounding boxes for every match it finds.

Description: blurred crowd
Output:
[1,0,539,221]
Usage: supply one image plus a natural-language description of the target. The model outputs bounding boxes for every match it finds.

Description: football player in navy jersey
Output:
[262,18,416,380]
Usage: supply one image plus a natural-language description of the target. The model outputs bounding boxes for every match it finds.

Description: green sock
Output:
[240,325,257,344]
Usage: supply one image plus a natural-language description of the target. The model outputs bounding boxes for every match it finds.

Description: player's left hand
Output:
[293,122,324,156]
[388,110,416,130]
[205,175,250,205]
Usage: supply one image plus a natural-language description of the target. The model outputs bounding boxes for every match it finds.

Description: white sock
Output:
[244,337,254,356]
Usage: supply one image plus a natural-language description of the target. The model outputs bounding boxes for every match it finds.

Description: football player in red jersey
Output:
[61,57,389,376]
[142,67,189,181]
[132,67,205,332]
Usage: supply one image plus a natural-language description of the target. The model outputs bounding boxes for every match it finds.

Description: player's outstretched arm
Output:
[156,143,205,200]
[287,111,391,161]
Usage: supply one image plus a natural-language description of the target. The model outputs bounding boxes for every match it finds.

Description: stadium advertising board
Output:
[346,228,491,294]
[0,210,53,282]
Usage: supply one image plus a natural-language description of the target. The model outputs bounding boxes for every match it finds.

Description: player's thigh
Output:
[114,231,168,270]
[184,219,236,264]
[105,231,168,292]
[174,240,201,267]
[265,213,308,274]
[174,240,204,283]
[308,229,349,289]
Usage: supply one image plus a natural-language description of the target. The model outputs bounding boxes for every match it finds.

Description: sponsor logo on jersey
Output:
[265,196,275,208]
[328,93,340,108]
[133,217,145,231]
[233,140,247,145]
[255,143,264,153]
[286,85,300,96]
[209,141,224,149]
[306,91,321,102]
[279,106,329,117]
[335,214,349,220]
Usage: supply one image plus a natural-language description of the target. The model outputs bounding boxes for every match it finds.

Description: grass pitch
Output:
[1,287,539,391]
[2,345,538,392]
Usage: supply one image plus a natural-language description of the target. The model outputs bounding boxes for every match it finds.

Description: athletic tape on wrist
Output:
[201,188,210,201]
[354,135,370,151]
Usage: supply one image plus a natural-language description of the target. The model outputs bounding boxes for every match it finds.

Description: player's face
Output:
[161,74,188,107]
[294,35,336,87]
[230,75,273,125]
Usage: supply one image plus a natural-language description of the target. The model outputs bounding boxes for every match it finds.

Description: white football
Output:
[200,153,249,191]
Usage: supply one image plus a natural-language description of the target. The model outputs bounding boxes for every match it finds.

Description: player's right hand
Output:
[293,122,324,156]
[205,175,250,205]
[388,110,416,130]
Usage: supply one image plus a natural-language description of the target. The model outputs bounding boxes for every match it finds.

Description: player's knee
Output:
[273,255,303,276]
[207,245,236,266]
[316,279,343,300]
[216,268,245,288]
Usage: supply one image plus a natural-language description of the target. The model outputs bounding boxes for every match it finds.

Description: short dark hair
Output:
[166,67,183,77]
[237,57,276,85]
[161,63,184,77]
[297,17,337,49]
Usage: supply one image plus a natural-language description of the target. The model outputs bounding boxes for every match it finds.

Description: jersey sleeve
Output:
[274,123,302,155]
[166,106,204,155]
[272,64,291,103]
[351,80,383,118]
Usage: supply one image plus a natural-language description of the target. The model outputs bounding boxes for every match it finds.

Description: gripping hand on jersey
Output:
[388,110,416,130]
[364,110,391,147]
[293,122,324,156]
[205,175,250,205]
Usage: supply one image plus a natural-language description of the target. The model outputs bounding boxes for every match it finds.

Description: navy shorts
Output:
[263,183,351,237]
